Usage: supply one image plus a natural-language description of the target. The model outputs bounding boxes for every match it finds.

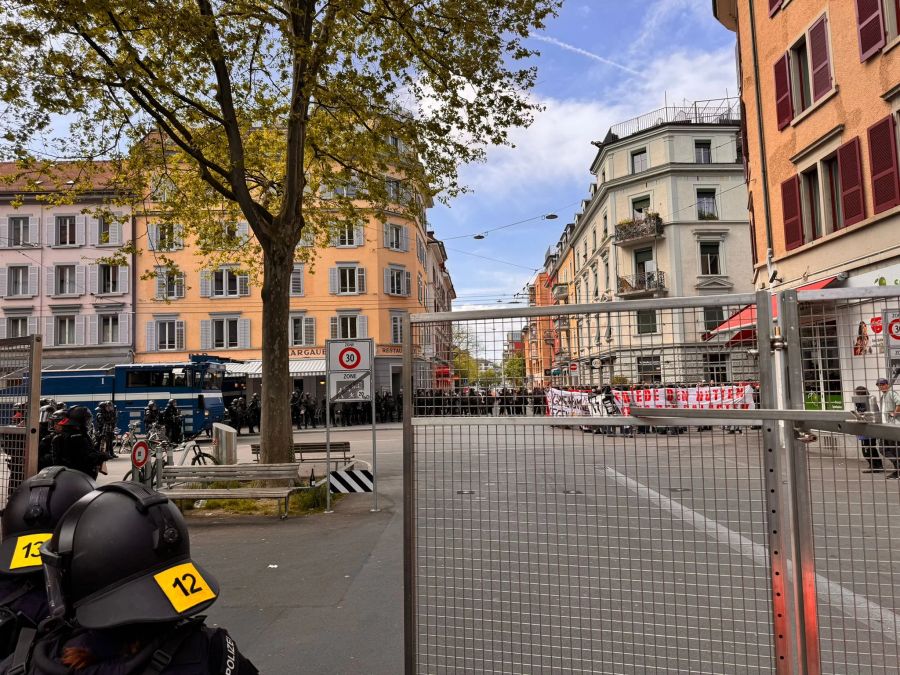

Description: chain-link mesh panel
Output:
[796,291,900,674]
[0,336,40,508]
[408,297,777,673]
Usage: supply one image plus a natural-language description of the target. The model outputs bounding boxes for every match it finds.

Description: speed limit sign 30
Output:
[327,340,371,372]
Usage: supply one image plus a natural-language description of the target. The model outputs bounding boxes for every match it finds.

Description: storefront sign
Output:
[376,345,403,356]
[289,347,325,358]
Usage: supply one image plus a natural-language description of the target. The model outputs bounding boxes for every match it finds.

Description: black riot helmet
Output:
[41,482,219,628]
[0,467,95,576]
[64,406,92,432]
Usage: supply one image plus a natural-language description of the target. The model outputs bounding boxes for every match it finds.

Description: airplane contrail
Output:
[531,34,643,77]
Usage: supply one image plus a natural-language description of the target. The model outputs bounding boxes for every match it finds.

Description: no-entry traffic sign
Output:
[131,440,150,469]
[569,362,579,373]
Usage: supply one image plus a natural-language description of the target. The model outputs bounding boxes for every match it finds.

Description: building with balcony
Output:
[0,163,134,368]
[550,98,754,386]
[713,0,900,405]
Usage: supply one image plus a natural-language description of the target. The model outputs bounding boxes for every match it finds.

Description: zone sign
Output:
[327,339,372,373]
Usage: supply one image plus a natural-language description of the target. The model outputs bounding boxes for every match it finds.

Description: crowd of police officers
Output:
[1,412,257,671]
[414,387,549,417]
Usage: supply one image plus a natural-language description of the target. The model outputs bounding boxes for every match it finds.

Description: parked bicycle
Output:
[122,432,218,487]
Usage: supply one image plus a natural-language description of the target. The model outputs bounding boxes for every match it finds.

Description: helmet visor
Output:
[41,547,68,620]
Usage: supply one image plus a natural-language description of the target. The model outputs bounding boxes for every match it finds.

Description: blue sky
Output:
[430,0,740,310]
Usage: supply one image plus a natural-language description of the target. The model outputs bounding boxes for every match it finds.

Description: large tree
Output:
[0,0,559,462]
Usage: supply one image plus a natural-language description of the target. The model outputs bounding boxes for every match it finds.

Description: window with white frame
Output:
[56,316,76,346]
[338,315,359,339]
[212,318,239,349]
[695,140,712,164]
[8,266,28,297]
[699,241,722,275]
[9,217,29,246]
[632,196,651,220]
[697,190,718,219]
[98,264,118,295]
[334,266,364,294]
[631,149,648,174]
[212,269,247,297]
[386,179,401,202]
[388,267,407,296]
[387,224,403,250]
[56,216,76,246]
[417,274,424,304]
[704,306,726,333]
[155,222,180,251]
[335,223,357,247]
[7,317,27,338]
[636,309,657,335]
[98,216,111,245]
[99,315,119,344]
[637,355,662,383]
[158,270,185,299]
[290,315,316,347]
[157,320,180,351]
[56,265,76,295]
[391,314,404,344]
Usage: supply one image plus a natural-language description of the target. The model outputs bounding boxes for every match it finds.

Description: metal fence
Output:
[404,288,900,674]
[0,335,41,508]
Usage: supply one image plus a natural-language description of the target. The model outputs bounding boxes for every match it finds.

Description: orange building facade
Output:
[523,272,555,387]
[133,209,449,398]
[714,0,900,290]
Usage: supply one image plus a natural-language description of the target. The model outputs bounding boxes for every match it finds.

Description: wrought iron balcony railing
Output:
[614,214,664,244]
[617,271,667,296]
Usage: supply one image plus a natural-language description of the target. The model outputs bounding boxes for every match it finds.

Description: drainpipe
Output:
[747,0,775,267]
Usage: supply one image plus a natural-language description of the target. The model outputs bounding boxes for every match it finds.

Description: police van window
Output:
[126,371,152,388]
[203,370,223,391]
[126,370,191,388]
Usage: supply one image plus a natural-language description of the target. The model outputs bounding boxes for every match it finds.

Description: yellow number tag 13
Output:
[9,533,52,570]
[153,562,216,613]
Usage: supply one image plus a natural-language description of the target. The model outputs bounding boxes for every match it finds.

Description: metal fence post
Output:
[25,334,42,479]
[756,290,795,674]
[402,313,416,675]
[779,289,822,675]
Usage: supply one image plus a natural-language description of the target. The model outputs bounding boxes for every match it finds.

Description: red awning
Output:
[705,277,837,340]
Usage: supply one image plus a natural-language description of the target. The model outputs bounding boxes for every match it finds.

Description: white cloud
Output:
[633,0,713,49]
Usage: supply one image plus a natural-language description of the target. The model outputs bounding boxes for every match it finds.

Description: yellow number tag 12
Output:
[153,562,216,613]
[9,533,52,570]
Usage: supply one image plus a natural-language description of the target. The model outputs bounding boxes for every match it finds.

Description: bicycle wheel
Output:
[191,452,219,466]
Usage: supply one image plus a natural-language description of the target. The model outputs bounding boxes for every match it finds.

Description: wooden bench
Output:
[250,442,353,464]
[159,463,303,519]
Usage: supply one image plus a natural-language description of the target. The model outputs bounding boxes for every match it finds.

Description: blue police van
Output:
[40,355,226,435]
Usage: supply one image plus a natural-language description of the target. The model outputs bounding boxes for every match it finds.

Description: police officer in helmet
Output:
[0,467,95,660]
[161,399,183,444]
[51,407,106,479]
[2,482,258,673]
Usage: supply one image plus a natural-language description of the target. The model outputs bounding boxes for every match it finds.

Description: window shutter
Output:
[87,218,98,246]
[44,317,55,347]
[46,268,55,296]
[199,269,212,298]
[175,320,185,350]
[405,271,412,297]
[330,229,339,247]
[200,320,212,349]
[27,216,38,244]
[383,223,390,248]
[238,318,251,348]
[118,313,131,345]
[237,221,249,239]
[298,229,313,247]
[176,274,185,298]
[357,267,366,293]
[173,224,184,249]
[330,316,339,339]
[118,266,129,295]
[88,315,99,345]
[45,220,54,247]
[110,219,122,246]
[75,315,85,345]
[146,321,157,352]
[155,269,167,299]
[329,267,339,294]
[28,266,38,297]
[0,320,6,340]
[148,223,159,251]
[88,265,98,295]
[773,54,793,130]
[0,217,7,249]
[27,316,38,336]
[781,175,804,250]
[354,226,364,246]
[808,16,832,102]
[838,136,866,227]
[401,226,410,252]
[0,271,6,298]
[358,315,368,338]
[75,266,86,296]
[769,0,782,16]
[291,264,304,296]
[856,0,886,61]
[75,215,86,246]
[238,274,250,296]
[867,115,900,214]
[384,268,391,295]
[304,317,316,346]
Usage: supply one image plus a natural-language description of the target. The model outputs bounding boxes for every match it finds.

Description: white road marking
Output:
[603,466,900,644]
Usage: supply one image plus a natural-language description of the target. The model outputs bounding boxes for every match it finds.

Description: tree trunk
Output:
[259,237,295,464]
